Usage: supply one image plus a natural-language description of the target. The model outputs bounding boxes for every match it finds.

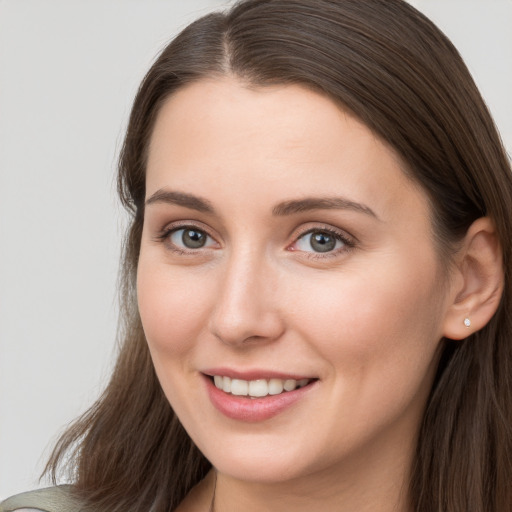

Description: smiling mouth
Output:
[211,375,314,398]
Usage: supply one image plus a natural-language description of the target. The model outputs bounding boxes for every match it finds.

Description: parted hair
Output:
[46,1,512,511]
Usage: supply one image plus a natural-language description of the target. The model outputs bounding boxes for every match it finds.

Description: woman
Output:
[2,0,511,511]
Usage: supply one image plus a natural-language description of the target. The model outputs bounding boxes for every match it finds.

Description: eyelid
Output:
[154,221,220,253]
[152,220,356,258]
[292,222,357,243]
[287,223,357,256]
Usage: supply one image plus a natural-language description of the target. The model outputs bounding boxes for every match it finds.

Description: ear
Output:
[442,217,504,340]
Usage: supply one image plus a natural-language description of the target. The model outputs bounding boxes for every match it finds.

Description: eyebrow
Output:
[272,197,378,219]
[145,189,214,213]
[145,189,378,219]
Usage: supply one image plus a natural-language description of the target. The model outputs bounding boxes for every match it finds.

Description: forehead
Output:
[146,77,427,224]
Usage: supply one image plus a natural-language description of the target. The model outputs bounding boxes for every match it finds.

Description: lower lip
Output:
[204,376,316,422]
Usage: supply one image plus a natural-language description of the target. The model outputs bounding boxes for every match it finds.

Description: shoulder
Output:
[0,486,83,512]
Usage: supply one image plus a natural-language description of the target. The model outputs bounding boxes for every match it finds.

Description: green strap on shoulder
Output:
[0,486,83,512]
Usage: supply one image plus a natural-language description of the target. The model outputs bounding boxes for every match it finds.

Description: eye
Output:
[167,227,216,250]
[294,229,350,254]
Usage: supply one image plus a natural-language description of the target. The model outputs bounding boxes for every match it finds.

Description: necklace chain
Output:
[208,471,217,512]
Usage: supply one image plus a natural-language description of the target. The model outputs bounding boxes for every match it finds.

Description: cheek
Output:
[287,259,445,450]
[136,258,214,358]
[287,253,445,385]
[136,257,219,419]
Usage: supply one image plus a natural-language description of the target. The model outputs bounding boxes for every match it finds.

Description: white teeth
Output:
[231,379,248,396]
[283,379,296,391]
[222,376,231,393]
[213,376,311,397]
[249,379,268,397]
[268,378,284,395]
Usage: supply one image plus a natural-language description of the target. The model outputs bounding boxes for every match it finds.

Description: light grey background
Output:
[1,0,511,499]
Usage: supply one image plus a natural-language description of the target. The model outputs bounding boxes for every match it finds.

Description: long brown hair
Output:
[46,1,512,511]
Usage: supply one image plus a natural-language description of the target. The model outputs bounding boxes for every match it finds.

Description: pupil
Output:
[310,232,335,253]
[182,229,206,249]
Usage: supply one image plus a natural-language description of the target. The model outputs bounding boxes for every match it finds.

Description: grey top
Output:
[0,486,82,512]
[5,509,43,512]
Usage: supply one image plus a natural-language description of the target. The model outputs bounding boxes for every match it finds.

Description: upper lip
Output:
[202,368,316,381]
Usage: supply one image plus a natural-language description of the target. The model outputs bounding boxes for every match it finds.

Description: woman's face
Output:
[138,78,454,485]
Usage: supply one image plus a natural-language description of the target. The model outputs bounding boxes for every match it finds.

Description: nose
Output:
[208,250,285,347]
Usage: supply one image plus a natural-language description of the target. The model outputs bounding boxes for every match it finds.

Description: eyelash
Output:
[290,225,356,259]
[154,222,356,259]
[154,223,217,255]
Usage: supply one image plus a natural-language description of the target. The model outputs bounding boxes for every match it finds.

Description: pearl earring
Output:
[463,317,471,328]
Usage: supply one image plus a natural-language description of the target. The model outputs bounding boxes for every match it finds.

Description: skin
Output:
[137,78,460,512]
